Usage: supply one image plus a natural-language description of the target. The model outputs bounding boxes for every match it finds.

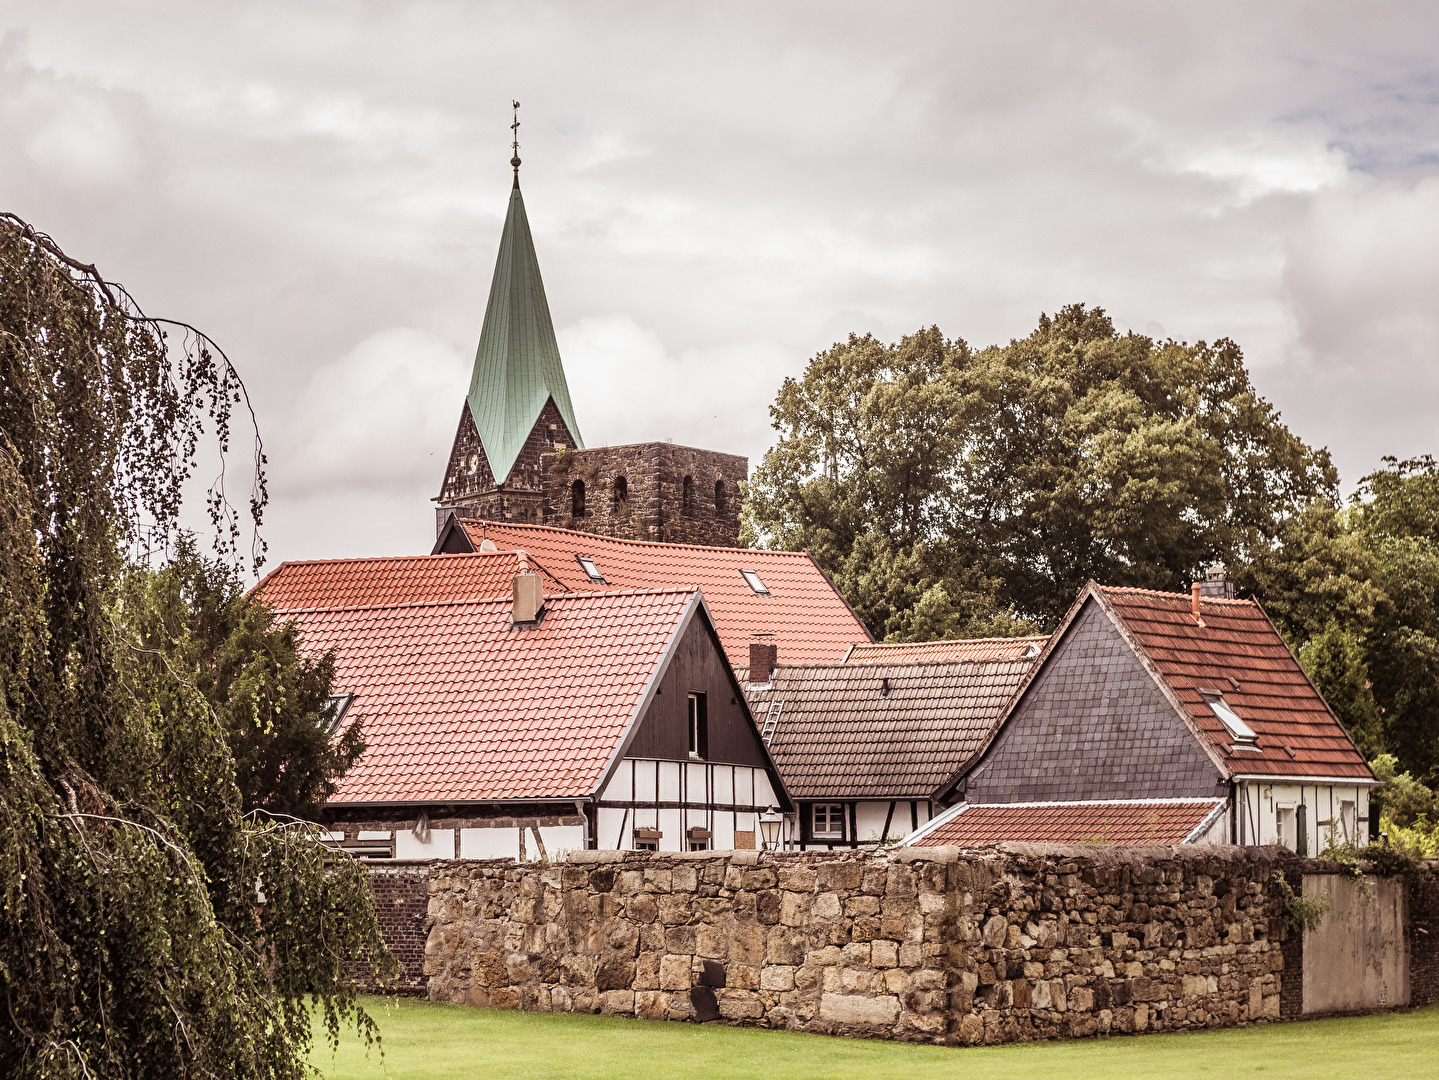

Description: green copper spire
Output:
[465,178,584,485]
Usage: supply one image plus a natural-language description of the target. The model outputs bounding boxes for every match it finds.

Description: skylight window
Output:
[321,694,353,736]
[1200,691,1257,744]
[576,555,605,583]
[740,569,770,595]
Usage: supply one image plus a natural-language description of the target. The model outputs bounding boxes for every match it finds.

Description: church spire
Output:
[462,114,584,487]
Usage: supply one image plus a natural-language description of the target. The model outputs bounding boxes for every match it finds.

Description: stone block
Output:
[778,867,817,892]
[817,862,865,891]
[717,989,764,1020]
[812,893,842,920]
[601,990,635,1014]
[697,924,728,959]
[819,993,900,1026]
[760,965,796,991]
[982,915,1008,947]
[781,891,812,926]
[595,957,635,991]
[665,925,697,955]
[872,940,899,968]
[635,990,668,1020]
[728,963,760,990]
[659,954,692,990]
[730,923,764,964]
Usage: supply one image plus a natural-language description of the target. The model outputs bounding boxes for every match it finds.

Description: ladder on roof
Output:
[760,701,783,746]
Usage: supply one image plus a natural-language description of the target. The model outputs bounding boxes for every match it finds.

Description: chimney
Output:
[1197,562,1236,600]
[749,640,778,685]
[513,555,543,623]
[1191,582,1201,619]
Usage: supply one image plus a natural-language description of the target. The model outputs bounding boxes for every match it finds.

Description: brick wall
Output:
[1410,863,1439,1006]
[415,844,1302,1044]
[363,863,431,990]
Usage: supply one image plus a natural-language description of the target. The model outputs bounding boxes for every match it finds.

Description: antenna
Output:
[510,99,522,184]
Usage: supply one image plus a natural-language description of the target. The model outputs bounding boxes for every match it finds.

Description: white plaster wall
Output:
[855,801,890,842]
[459,827,520,860]
[394,828,454,860]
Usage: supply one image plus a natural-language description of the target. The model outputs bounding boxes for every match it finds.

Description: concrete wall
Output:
[1301,873,1408,1013]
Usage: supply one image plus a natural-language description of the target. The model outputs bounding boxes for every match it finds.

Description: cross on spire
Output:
[510,100,522,185]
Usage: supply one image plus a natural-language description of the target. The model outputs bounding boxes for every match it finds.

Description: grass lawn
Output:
[310,996,1439,1080]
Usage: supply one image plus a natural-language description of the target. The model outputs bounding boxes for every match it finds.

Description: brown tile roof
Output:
[738,659,1033,800]
[267,585,701,806]
[254,551,571,611]
[911,799,1225,846]
[447,519,872,666]
[1098,586,1373,780]
[844,636,1048,664]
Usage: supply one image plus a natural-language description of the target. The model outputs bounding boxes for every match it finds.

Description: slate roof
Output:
[844,637,1048,664]
[266,585,700,806]
[255,551,572,612]
[910,798,1225,846]
[465,181,583,485]
[443,519,873,666]
[738,659,1033,800]
[1098,586,1373,780]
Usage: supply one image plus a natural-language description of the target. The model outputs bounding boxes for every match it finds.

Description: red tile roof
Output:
[1098,586,1373,780]
[912,799,1224,846]
[446,519,872,666]
[254,551,571,612]
[267,585,699,805]
[844,636,1048,664]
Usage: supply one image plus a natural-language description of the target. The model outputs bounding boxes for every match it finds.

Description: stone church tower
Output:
[435,162,746,547]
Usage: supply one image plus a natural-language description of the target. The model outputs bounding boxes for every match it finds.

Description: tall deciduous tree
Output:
[0,214,391,1078]
[746,305,1335,636]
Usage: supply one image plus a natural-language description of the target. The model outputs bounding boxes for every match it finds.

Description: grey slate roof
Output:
[737,659,1033,800]
[466,182,584,484]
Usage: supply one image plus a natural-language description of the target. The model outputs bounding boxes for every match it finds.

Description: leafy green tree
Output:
[0,214,391,1078]
[143,537,365,818]
[747,305,1335,633]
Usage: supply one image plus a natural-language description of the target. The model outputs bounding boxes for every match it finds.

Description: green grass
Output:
[311,996,1439,1080]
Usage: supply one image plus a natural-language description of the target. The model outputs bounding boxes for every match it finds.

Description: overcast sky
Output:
[4,2,1438,570]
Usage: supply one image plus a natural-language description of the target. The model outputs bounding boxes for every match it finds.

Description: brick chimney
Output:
[513,552,543,623]
[749,640,778,685]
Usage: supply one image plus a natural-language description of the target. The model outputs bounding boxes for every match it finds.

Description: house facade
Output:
[737,653,1034,850]
[917,579,1376,851]
[256,552,791,857]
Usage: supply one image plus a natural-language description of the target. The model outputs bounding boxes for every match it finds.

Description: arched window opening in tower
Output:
[682,475,694,516]
[613,475,628,517]
[714,479,726,514]
[571,479,585,517]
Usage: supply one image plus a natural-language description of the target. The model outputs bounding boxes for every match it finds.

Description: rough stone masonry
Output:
[421,844,1304,1044]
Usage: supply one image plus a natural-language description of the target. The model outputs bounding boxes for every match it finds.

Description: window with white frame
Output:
[1199,690,1258,744]
[687,692,707,759]
[812,803,844,839]
[1276,805,1295,851]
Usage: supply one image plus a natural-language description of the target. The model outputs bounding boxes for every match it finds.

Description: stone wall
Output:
[542,443,747,547]
[419,844,1304,1044]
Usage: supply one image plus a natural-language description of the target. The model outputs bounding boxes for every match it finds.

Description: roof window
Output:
[1200,690,1257,744]
[740,569,770,595]
[576,555,605,583]
[321,694,353,736]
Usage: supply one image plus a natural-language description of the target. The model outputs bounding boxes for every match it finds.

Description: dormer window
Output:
[740,569,770,595]
[577,555,605,583]
[1200,690,1257,744]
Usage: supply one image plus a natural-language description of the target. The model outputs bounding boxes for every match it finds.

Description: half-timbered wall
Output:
[795,799,934,850]
[1233,781,1372,851]
[595,758,784,851]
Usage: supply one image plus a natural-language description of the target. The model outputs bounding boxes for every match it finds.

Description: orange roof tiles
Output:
[844,636,1048,664]
[912,799,1224,846]
[1098,586,1372,780]
[255,551,571,611]
[448,519,872,665]
[268,586,699,806]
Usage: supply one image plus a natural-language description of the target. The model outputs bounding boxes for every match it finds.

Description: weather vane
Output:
[510,100,522,180]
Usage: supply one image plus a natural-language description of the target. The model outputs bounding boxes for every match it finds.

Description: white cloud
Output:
[276,327,469,497]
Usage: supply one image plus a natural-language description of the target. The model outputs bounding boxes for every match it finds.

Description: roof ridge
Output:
[766,657,1036,673]
[271,586,698,616]
[460,517,816,559]
[1099,584,1256,606]
[856,634,1048,647]
[269,550,538,571]
[965,797,1226,809]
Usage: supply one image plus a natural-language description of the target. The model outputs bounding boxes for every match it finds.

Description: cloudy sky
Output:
[4,2,1438,571]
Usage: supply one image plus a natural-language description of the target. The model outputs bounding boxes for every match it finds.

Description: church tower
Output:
[436,109,747,547]
[434,138,583,531]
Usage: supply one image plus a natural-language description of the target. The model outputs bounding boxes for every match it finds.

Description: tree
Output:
[746,306,1335,634]
[138,536,366,819]
[0,214,392,1078]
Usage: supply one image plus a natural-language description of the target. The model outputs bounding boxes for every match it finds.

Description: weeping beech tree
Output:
[0,214,394,1078]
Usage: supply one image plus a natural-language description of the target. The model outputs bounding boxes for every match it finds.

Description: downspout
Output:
[1230,780,1238,846]
[576,800,594,850]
